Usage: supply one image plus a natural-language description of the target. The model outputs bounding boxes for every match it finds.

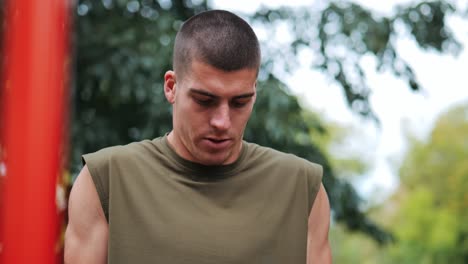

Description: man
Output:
[65,10,331,263]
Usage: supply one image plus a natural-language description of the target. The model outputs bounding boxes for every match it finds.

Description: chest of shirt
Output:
[105,164,310,263]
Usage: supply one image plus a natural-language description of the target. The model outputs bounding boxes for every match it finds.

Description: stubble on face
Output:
[166,61,257,166]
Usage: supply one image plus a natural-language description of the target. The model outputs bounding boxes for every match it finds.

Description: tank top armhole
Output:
[306,163,323,214]
[82,154,110,222]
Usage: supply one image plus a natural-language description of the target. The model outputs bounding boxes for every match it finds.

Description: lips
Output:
[208,138,229,143]
[202,137,232,150]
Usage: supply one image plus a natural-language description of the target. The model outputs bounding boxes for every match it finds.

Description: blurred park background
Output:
[2,0,468,262]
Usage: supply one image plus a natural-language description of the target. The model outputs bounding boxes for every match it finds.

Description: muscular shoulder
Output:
[244,141,322,175]
[244,142,323,210]
[83,138,161,166]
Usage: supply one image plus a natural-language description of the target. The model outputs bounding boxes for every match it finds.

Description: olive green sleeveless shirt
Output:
[83,136,323,264]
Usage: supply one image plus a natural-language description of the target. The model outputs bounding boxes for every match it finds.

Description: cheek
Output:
[232,109,253,128]
[181,105,209,130]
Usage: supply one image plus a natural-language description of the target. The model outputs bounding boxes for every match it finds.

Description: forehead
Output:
[180,60,257,97]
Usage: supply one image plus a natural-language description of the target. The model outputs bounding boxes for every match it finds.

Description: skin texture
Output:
[164,60,257,165]
[307,184,332,263]
[64,165,108,264]
[64,59,332,263]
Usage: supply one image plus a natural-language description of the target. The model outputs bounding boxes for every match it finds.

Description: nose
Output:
[210,103,231,131]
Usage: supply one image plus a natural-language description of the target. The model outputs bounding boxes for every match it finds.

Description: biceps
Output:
[65,166,108,263]
[65,221,108,263]
[306,184,332,263]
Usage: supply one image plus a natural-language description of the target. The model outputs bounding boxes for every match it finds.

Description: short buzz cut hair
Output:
[173,10,261,80]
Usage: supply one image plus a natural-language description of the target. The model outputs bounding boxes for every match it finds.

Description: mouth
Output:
[203,137,232,149]
[207,138,230,143]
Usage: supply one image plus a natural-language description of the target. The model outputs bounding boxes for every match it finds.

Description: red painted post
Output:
[0,0,71,263]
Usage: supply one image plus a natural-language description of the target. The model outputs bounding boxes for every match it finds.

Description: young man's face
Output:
[164,60,257,165]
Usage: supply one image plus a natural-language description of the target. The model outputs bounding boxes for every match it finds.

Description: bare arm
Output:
[307,184,332,264]
[65,165,108,264]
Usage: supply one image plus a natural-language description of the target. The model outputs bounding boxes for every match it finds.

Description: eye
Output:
[231,98,251,108]
[193,96,215,107]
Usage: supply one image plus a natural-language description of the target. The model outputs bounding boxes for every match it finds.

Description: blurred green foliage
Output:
[330,102,468,262]
[309,118,370,178]
[330,223,389,263]
[389,103,468,263]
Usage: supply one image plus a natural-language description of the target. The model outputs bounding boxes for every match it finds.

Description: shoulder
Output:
[83,137,162,165]
[244,142,323,210]
[244,141,323,179]
[81,138,166,182]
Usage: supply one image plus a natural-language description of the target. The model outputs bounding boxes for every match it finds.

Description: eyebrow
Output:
[189,88,255,99]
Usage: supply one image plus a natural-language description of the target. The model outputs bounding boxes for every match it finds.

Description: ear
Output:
[164,71,177,104]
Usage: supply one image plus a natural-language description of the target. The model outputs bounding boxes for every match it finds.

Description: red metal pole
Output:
[0,0,71,263]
